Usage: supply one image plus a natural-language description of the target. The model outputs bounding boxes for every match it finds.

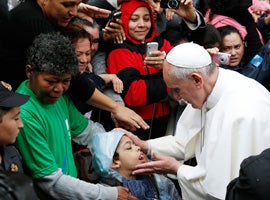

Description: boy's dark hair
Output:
[26,32,79,76]
[113,151,119,162]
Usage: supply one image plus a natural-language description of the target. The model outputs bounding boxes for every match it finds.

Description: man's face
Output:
[220,32,245,67]
[41,0,81,27]
[73,38,91,73]
[163,61,204,109]
[112,135,148,178]
[29,73,72,104]
[84,26,99,56]
[128,7,152,43]
[151,0,164,21]
[0,107,23,145]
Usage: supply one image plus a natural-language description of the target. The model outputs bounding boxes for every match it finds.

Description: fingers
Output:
[165,9,174,21]
[113,105,149,131]
[130,114,150,130]
[206,47,219,56]
[180,0,192,5]
[114,32,125,44]
[113,79,123,93]
[78,3,111,18]
[132,162,157,175]
[110,75,123,93]
[103,19,126,43]
[111,113,120,128]
[144,50,165,69]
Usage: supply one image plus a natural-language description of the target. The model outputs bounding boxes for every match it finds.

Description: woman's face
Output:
[220,32,245,67]
[73,38,91,73]
[128,7,152,43]
[41,0,81,27]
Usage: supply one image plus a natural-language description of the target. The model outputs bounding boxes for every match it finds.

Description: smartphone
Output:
[108,9,122,25]
[212,52,231,65]
[146,42,159,57]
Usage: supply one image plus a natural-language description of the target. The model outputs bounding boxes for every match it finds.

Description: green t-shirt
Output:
[15,80,89,179]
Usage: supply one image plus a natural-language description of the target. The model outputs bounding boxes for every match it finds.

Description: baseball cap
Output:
[166,42,212,68]
[0,81,30,107]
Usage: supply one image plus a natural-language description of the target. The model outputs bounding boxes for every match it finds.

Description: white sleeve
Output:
[183,10,204,30]
[148,135,185,160]
[177,165,218,200]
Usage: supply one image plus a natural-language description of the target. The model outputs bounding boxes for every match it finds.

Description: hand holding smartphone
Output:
[107,9,122,26]
[146,42,159,57]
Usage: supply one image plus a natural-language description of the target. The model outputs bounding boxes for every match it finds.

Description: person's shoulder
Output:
[9,0,49,26]
[241,148,270,169]
[2,145,21,157]
[239,148,270,194]
[10,0,39,14]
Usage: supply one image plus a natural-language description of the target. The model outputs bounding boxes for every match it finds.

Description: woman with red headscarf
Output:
[107,0,204,140]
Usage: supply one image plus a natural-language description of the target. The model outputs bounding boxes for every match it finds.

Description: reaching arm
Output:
[77,2,111,22]
[86,88,149,131]
[36,169,138,200]
[99,73,124,93]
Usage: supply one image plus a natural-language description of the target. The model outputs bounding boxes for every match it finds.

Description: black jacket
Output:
[226,148,270,200]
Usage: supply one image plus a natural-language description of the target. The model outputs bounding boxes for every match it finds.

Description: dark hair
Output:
[26,32,79,76]
[217,25,243,41]
[63,22,92,45]
[192,24,222,49]
[113,151,119,162]
[0,107,10,122]
[72,17,100,29]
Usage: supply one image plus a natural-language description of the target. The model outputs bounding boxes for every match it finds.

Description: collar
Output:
[204,68,225,110]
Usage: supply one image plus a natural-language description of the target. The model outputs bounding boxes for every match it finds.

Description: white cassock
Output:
[148,68,270,200]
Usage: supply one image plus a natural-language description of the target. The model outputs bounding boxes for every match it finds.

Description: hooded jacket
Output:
[106,0,173,136]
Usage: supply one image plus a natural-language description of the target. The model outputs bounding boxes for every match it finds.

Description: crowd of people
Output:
[1,0,270,199]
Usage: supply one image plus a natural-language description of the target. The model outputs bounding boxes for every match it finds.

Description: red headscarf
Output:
[120,0,157,44]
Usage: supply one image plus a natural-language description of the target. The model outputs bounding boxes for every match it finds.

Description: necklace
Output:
[200,103,207,152]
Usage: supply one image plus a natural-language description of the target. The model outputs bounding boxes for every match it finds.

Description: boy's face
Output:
[0,107,24,145]
[112,135,148,178]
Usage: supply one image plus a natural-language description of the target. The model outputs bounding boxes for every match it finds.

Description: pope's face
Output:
[41,0,81,27]
[163,61,205,109]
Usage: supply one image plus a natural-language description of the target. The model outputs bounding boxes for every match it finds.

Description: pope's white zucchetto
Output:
[166,42,212,68]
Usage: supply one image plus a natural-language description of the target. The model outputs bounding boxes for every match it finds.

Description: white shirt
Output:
[148,68,270,199]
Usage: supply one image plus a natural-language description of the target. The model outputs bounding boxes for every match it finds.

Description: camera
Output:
[160,0,180,9]
[212,52,231,65]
